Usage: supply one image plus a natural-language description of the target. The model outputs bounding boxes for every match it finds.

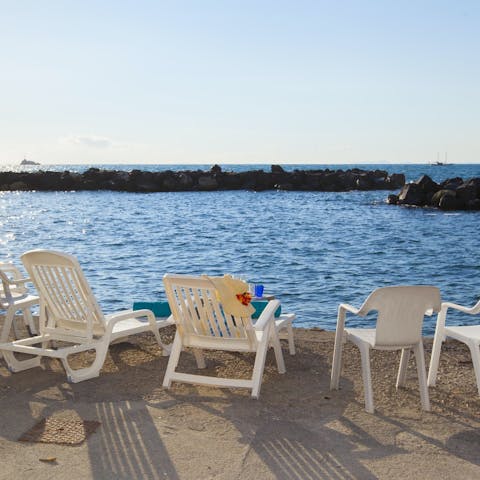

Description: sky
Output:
[0,1,479,165]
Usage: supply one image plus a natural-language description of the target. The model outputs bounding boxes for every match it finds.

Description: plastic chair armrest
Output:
[442,301,480,315]
[339,303,361,316]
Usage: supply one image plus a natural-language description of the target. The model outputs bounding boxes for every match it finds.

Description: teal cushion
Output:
[133,301,171,317]
[251,301,281,319]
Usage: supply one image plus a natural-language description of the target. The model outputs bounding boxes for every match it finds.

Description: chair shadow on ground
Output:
[162,341,406,480]
[3,334,480,479]
[0,339,180,480]
[87,400,179,480]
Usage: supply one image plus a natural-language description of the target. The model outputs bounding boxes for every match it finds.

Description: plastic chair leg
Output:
[427,330,445,387]
[396,348,411,388]
[330,329,344,390]
[286,323,296,355]
[358,343,374,413]
[413,342,430,411]
[467,341,480,396]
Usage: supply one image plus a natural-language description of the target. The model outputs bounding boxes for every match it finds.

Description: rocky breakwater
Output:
[387,175,480,210]
[0,165,405,193]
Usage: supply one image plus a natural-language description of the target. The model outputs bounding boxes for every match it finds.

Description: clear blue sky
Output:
[1,1,479,165]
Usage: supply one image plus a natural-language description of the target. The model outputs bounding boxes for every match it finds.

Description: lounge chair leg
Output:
[427,331,445,387]
[251,334,269,399]
[287,323,296,355]
[151,326,171,356]
[62,343,108,383]
[2,350,42,372]
[396,348,411,388]
[1,306,16,343]
[163,332,182,388]
[358,343,374,414]
[270,331,286,374]
[193,349,206,369]
[23,308,38,336]
[413,342,430,411]
[467,341,480,396]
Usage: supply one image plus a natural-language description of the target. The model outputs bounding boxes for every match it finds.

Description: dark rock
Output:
[271,164,285,174]
[439,194,465,210]
[198,175,218,190]
[465,178,480,196]
[275,183,293,191]
[467,198,480,210]
[356,174,373,190]
[456,184,477,205]
[388,173,406,188]
[431,189,456,207]
[210,164,222,174]
[397,183,425,206]
[9,181,29,191]
[177,173,194,189]
[415,175,440,193]
[441,177,464,191]
[387,194,399,205]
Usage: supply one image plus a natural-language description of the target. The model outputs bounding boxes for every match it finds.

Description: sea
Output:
[1,163,480,335]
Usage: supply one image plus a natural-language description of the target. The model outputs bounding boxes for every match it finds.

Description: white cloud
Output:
[61,135,115,149]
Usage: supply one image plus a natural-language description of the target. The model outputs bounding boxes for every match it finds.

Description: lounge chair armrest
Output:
[105,308,159,332]
[254,300,281,331]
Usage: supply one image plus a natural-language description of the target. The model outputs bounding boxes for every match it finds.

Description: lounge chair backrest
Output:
[163,274,257,350]
[362,286,441,347]
[21,250,105,342]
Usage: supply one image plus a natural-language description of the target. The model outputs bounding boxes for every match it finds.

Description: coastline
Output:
[1,327,479,479]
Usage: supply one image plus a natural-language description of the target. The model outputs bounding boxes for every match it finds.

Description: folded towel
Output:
[251,301,282,319]
[132,301,171,317]
[205,274,255,317]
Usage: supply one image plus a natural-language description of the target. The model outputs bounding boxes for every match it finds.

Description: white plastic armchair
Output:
[0,250,173,383]
[0,262,39,341]
[330,285,441,413]
[162,274,286,398]
[428,299,480,395]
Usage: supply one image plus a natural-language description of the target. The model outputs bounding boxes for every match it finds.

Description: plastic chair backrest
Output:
[362,286,441,347]
[0,262,29,303]
[163,274,256,348]
[21,250,105,341]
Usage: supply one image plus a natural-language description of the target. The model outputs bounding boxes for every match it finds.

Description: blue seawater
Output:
[1,163,480,334]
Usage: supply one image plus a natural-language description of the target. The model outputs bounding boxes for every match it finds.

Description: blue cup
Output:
[254,284,264,298]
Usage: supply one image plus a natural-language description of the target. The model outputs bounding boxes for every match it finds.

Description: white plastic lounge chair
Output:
[0,262,39,341]
[428,299,480,395]
[0,250,173,383]
[162,274,292,398]
[330,285,441,413]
